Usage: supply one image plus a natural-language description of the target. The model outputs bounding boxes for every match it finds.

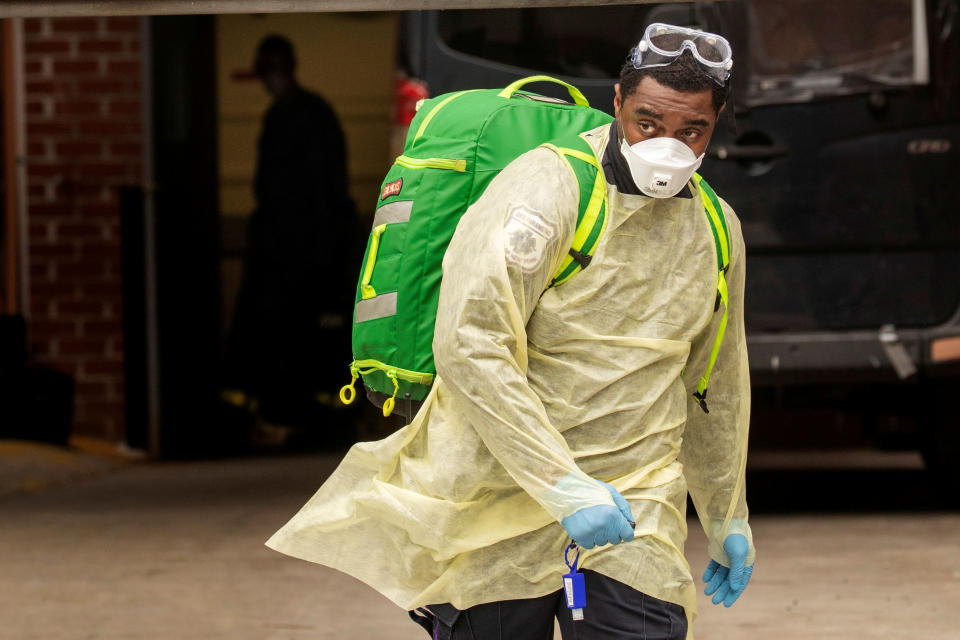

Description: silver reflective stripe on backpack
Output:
[355,291,398,323]
[372,200,413,227]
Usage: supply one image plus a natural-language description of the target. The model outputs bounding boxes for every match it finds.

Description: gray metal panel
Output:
[746,330,925,374]
[372,200,412,228]
[355,291,398,323]
[0,1,689,19]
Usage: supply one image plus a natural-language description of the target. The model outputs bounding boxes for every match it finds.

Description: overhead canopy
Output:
[0,0,695,18]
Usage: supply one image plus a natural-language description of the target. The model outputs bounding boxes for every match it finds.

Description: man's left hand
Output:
[702,533,753,607]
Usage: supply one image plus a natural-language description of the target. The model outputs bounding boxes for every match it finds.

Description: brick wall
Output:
[23,17,143,441]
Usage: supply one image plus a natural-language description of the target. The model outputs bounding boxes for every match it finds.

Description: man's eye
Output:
[638,122,656,133]
[683,129,701,140]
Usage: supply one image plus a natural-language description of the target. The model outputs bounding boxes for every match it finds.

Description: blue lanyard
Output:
[563,542,587,621]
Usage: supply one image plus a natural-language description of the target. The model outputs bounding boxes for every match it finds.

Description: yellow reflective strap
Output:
[546,141,608,286]
[395,155,467,172]
[554,146,601,170]
[413,90,480,144]
[696,270,730,396]
[360,224,387,300]
[551,166,608,286]
[541,143,579,283]
[695,175,730,269]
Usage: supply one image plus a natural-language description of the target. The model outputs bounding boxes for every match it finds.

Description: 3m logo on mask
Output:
[620,135,704,199]
[647,172,675,194]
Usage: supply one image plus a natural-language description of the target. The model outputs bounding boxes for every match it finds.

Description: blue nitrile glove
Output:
[703,533,754,607]
[561,481,635,549]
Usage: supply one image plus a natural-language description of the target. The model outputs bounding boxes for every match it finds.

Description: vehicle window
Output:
[437,5,700,79]
[744,0,928,105]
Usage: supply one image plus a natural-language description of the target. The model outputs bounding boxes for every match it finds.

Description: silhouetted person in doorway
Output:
[223,35,359,441]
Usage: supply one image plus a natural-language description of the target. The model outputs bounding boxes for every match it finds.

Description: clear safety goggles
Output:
[629,23,733,85]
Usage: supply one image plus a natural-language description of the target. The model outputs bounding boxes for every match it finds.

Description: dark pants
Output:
[408,570,687,640]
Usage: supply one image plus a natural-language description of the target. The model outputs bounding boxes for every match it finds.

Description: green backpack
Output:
[339,76,731,417]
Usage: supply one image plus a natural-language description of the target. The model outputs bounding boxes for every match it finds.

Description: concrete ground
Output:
[1,443,958,639]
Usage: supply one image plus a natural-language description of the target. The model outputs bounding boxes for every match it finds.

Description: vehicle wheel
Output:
[919,380,960,507]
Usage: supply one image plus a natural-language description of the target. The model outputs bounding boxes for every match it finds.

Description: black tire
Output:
[920,379,960,507]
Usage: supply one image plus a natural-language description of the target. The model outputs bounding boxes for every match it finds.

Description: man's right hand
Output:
[561,482,635,549]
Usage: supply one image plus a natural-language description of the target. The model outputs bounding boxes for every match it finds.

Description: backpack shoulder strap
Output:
[692,173,731,273]
[690,172,732,413]
[540,134,609,287]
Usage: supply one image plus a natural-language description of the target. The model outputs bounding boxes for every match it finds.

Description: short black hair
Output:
[255,34,296,76]
[619,50,727,115]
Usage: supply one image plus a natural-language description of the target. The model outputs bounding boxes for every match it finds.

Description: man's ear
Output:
[613,83,622,118]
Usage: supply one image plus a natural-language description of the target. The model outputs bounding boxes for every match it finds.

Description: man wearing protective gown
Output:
[267,38,755,640]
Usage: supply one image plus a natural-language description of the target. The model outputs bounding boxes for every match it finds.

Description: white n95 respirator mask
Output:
[620,134,704,198]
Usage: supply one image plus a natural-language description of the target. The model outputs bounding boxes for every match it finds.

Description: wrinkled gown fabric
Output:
[266,123,754,638]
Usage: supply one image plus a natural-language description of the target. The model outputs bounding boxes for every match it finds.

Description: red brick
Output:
[29,338,54,356]
[58,267,109,286]
[108,141,141,158]
[80,283,122,298]
[31,281,79,299]
[30,202,75,217]
[56,141,103,157]
[25,39,70,55]
[28,121,73,136]
[30,319,79,339]
[76,403,124,425]
[53,60,98,75]
[60,338,106,356]
[82,319,122,337]
[77,79,125,94]
[24,60,44,75]
[106,17,140,32]
[28,184,49,198]
[27,141,47,156]
[106,59,139,76]
[26,100,46,116]
[55,99,101,116]
[24,19,43,35]
[30,243,77,259]
[30,261,53,278]
[56,181,106,202]
[58,221,105,238]
[26,80,64,94]
[78,203,120,218]
[109,380,125,400]
[57,299,105,315]
[79,164,128,178]
[76,380,109,396]
[51,18,99,34]
[28,221,52,239]
[108,99,140,115]
[78,120,135,136]
[78,39,124,54]
[82,360,124,376]
[29,163,70,178]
